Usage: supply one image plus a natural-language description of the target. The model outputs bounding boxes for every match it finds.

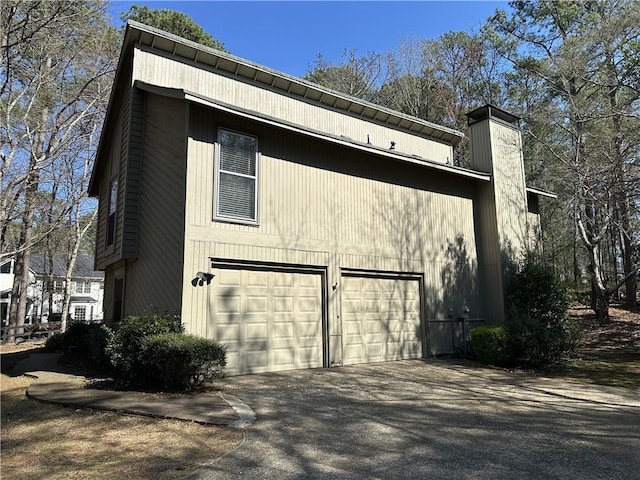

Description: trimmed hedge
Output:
[105,313,183,385]
[144,333,227,390]
[45,313,228,391]
[470,326,509,366]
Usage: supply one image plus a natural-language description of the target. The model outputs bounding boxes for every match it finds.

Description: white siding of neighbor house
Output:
[131,46,454,165]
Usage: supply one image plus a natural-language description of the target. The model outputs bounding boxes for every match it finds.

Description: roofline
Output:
[134,81,489,182]
[526,187,557,199]
[89,20,468,196]
[128,21,464,142]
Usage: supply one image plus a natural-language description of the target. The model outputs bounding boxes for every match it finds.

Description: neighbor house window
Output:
[74,306,86,321]
[107,177,118,247]
[215,129,258,223]
[75,281,91,294]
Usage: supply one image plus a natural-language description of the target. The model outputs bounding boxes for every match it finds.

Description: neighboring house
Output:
[0,259,36,325]
[0,255,105,325]
[88,21,554,375]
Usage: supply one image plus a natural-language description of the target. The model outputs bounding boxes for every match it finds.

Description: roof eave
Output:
[526,187,557,199]
[125,21,465,146]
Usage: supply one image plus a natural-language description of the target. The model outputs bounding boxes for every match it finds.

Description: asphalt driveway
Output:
[187,359,640,480]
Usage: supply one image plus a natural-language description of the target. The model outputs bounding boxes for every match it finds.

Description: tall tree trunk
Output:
[604,45,637,311]
[7,179,37,338]
[579,210,610,322]
[7,66,49,338]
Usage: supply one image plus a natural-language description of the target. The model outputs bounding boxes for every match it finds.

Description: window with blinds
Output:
[215,129,258,223]
[106,177,118,247]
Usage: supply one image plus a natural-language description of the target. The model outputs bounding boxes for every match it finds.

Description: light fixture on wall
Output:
[191,272,214,287]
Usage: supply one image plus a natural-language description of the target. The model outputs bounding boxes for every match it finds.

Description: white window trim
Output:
[214,128,259,225]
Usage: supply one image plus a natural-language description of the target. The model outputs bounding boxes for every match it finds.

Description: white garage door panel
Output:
[342,276,422,365]
[210,267,323,375]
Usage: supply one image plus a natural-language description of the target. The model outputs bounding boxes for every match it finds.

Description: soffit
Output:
[126,21,464,146]
[133,81,489,182]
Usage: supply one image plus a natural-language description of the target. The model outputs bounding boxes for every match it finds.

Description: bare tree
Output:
[1,1,118,336]
[304,49,386,101]
[488,0,640,320]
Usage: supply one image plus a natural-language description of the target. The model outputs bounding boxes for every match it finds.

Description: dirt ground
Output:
[570,305,640,353]
[561,305,640,388]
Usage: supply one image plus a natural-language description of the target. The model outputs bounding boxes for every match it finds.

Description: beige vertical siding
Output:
[123,92,187,315]
[489,121,529,257]
[182,104,481,340]
[95,101,127,270]
[468,118,531,324]
[132,47,453,164]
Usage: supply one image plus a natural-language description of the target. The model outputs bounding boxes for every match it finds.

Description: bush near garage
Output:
[104,313,183,386]
[45,322,111,372]
[504,254,578,368]
[470,325,509,366]
[144,333,226,390]
[104,313,227,390]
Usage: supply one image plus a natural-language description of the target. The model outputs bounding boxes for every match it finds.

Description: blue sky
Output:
[109,1,509,77]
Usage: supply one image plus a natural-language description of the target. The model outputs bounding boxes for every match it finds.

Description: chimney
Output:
[467,105,529,324]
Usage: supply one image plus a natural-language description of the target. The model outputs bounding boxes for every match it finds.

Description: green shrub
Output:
[567,288,590,307]
[44,331,66,352]
[44,322,111,372]
[470,326,509,366]
[505,254,577,367]
[105,313,183,385]
[143,333,227,390]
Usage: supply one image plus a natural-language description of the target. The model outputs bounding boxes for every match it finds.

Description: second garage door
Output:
[210,267,323,375]
[341,274,423,365]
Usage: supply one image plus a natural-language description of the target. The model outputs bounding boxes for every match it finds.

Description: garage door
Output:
[341,275,422,365]
[210,267,323,375]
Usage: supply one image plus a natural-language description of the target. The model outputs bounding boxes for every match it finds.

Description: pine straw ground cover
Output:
[0,342,243,480]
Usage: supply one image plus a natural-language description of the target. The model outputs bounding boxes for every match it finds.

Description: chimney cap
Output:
[467,104,520,127]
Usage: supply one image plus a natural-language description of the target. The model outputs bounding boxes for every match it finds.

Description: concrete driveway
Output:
[187,359,640,480]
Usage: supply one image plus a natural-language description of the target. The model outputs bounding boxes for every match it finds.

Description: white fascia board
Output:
[526,187,557,199]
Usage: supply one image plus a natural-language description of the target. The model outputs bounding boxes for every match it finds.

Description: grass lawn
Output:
[0,341,243,480]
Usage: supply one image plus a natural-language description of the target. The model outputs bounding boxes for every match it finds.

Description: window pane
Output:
[74,306,86,321]
[219,130,256,176]
[109,179,118,214]
[218,172,256,220]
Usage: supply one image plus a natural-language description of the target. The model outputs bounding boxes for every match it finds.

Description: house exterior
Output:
[89,21,552,375]
[0,255,105,326]
[0,259,36,326]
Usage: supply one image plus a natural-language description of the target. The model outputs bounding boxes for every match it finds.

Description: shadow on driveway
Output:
[189,359,640,480]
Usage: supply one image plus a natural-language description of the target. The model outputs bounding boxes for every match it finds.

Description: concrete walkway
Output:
[9,353,255,428]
